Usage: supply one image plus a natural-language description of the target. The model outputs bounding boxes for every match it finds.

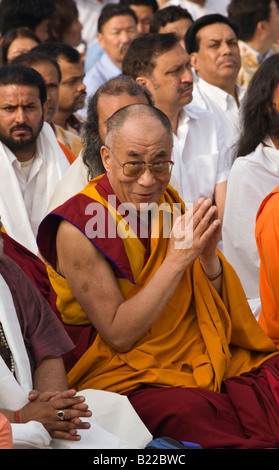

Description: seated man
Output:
[0,226,151,449]
[0,228,91,445]
[38,104,279,449]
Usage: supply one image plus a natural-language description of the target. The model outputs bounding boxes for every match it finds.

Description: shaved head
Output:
[105,103,173,148]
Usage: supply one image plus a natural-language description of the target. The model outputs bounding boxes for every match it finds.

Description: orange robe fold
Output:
[256,185,279,347]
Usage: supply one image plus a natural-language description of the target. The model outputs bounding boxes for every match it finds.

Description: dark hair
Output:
[0,63,47,105]
[0,27,41,65]
[150,5,193,33]
[0,0,55,36]
[234,53,279,159]
[97,4,138,33]
[185,14,239,54]
[119,0,158,13]
[83,76,154,179]
[227,0,273,42]
[11,50,61,82]
[122,32,179,79]
[32,42,80,63]
[48,0,79,43]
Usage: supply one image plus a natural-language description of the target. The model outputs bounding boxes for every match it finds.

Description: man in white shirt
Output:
[122,32,230,221]
[83,4,138,106]
[185,14,245,155]
[228,0,279,89]
[0,64,69,254]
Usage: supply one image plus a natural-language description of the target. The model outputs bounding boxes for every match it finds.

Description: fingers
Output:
[55,407,92,421]
[49,407,92,440]
[51,429,82,441]
[193,198,216,230]
[49,389,77,401]
[52,394,87,410]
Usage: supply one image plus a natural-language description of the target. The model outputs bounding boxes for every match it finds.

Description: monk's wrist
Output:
[199,253,221,278]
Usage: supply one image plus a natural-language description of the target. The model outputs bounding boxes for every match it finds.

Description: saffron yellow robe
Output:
[37,174,278,394]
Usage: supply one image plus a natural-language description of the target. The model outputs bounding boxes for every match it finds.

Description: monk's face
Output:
[101,114,173,210]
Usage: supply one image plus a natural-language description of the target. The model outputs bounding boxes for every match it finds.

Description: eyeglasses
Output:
[107,147,174,178]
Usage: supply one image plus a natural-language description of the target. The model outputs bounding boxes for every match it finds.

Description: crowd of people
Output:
[1,0,279,450]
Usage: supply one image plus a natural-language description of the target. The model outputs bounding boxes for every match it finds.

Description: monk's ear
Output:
[100,145,111,172]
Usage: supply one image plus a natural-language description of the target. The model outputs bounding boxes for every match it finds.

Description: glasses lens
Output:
[124,162,145,177]
[152,162,173,174]
[123,161,173,177]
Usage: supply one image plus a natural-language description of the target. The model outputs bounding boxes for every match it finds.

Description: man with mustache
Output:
[0,64,69,254]
[185,14,245,155]
[122,33,230,222]
[33,42,87,141]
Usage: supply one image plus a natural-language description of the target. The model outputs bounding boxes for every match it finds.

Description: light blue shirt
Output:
[77,52,122,118]
[84,51,121,99]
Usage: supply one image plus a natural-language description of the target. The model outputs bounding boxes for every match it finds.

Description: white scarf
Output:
[0,122,69,254]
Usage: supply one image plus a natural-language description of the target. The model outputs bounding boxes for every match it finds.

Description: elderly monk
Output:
[38,104,279,449]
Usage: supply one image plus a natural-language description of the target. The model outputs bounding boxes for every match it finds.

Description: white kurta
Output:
[222,140,279,318]
[0,122,70,254]
[172,104,231,206]
[192,78,246,155]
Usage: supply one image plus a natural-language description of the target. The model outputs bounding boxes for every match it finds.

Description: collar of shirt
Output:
[98,51,122,75]
[6,146,42,185]
[239,40,273,64]
[174,104,201,147]
[196,77,245,112]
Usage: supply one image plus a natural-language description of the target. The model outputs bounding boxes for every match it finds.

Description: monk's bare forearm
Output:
[108,256,187,351]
